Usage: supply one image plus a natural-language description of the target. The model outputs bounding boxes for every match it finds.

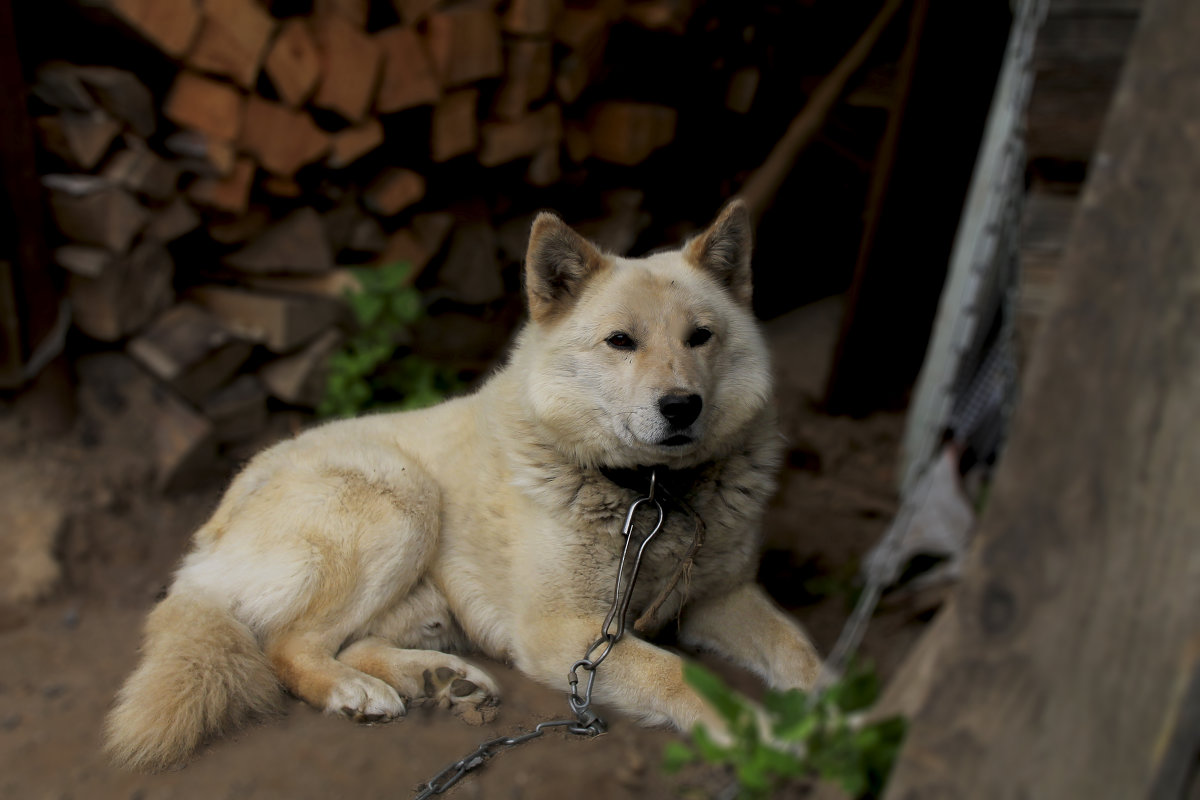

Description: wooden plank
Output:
[883,2,1200,796]
[430,89,479,162]
[239,95,331,177]
[426,8,504,88]
[311,14,383,122]
[187,0,277,89]
[374,25,440,113]
[264,18,322,107]
[162,71,244,143]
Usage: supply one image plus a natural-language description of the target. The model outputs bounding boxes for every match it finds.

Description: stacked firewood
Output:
[27,0,729,489]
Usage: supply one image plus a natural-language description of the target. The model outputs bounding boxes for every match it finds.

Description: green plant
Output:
[663,661,906,800]
[318,261,462,419]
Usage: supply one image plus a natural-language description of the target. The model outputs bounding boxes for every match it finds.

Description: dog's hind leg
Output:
[337,638,500,725]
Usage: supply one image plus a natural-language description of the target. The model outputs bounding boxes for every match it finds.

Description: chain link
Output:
[414,470,665,797]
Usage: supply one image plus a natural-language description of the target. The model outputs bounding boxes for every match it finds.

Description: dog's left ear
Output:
[684,199,753,307]
[525,211,607,324]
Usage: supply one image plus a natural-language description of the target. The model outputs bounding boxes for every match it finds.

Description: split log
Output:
[53,245,110,278]
[202,374,267,443]
[187,0,276,89]
[240,269,363,300]
[374,26,440,113]
[430,89,479,162]
[426,8,504,88]
[389,0,439,25]
[102,145,181,201]
[127,302,252,405]
[224,207,335,274]
[31,62,97,112]
[494,39,552,120]
[187,155,256,213]
[479,103,562,167]
[163,71,245,143]
[502,0,562,35]
[314,0,369,28]
[44,176,150,252]
[435,217,503,305]
[526,142,561,187]
[239,95,331,177]
[311,14,383,122]
[262,175,303,198]
[78,0,201,59]
[327,118,384,168]
[71,65,157,137]
[725,66,760,114]
[553,8,609,104]
[164,129,237,177]
[144,197,202,243]
[373,211,454,275]
[35,111,121,171]
[152,385,217,493]
[208,206,270,244]
[189,284,342,353]
[260,327,344,407]
[264,19,321,107]
[362,168,426,217]
[68,241,174,341]
[623,0,692,34]
[586,101,675,165]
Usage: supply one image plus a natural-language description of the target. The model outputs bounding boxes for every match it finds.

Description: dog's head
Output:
[518,200,773,470]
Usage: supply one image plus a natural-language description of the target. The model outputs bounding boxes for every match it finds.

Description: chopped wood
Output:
[163,71,245,143]
[127,302,252,404]
[102,145,180,201]
[187,0,277,90]
[152,385,217,493]
[32,62,97,112]
[426,9,504,88]
[479,104,562,167]
[311,14,384,122]
[587,101,675,165]
[68,241,174,341]
[347,216,388,253]
[362,168,426,217]
[435,218,503,304]
[187,155,257,213]
[412,211,455,254]
[494,39,552,120]
[327,118,385,168]
[202,374,267,443]
[239,95,331,177]
[375,229,428,272]
[164,129,237,177]
[526,142,561,187]
[262,175,303,197]
[563,121,593,162]
[259,327,344,407]
[374,26,440,113]
[189,284,342,353]
[54,245,111,278]
[323,200,371,252]
[725,66,759,114]
[431,89,479,162]
[144,197,202,243]
[623,0,692,34]
[264,19,322,107]
[502,0,562,35]
[78,0,201,59]
[240,269,363,299]
[72,65,157,137]
[208,206,270,244]
[36,110,121,171]
[224,207,335,274]
[553,8,609,103]
[45,178,150,253]
[389,0,439,25]
[314,0,369,28]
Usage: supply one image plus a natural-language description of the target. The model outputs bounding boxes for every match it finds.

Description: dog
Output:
[104,199,822,772]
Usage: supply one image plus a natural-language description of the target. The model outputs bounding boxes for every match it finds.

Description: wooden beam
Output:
[883,2,1200,796]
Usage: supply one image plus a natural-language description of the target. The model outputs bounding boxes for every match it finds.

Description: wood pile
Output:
[27,0,749,490]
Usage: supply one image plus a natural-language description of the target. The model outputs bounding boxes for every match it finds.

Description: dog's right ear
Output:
[524,211,606,324]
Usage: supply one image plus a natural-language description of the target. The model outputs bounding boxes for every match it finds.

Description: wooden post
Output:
[883,1,1200,796]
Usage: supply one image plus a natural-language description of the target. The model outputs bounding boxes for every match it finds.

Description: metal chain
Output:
[414,470,666,798]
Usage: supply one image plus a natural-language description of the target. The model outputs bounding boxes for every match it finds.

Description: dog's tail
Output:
[104,589,284,772]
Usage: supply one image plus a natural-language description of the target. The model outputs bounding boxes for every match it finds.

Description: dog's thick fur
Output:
[104,200,821,772]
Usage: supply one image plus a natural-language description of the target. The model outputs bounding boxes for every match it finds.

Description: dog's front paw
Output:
[421,662,501,725]
[326,674,407,723]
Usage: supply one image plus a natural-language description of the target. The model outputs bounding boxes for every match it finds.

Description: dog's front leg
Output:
[514,616,726,733]
[679,582,822,691]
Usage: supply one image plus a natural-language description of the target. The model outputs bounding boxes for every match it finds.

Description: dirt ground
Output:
[0,297,931,800]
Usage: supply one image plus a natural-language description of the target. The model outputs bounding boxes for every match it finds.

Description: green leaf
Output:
[662,741,697,774]
[683,662,748,726]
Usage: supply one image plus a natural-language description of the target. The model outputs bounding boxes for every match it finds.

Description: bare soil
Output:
[0,299,930,800]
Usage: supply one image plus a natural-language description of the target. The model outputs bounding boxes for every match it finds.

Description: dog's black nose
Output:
[659,393,703,429]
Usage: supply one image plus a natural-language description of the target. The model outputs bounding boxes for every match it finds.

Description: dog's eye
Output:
[606,332,637,351]
[687,327,713,348]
